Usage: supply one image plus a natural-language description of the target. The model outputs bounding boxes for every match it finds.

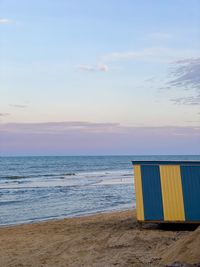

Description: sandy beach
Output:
[0,210,200,267]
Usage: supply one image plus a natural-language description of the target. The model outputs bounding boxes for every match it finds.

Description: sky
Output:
[0,0,199,155]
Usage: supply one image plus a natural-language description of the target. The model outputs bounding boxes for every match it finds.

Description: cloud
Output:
[102,47,198,63]
[185,120,200,123]
[0,121,119,134]
[78,64,109,72]
[0,18,13,24]
[78,48,198,76]
[0,121,199,155]
[78,47,182,71]
[170,94,200,106]
[167,58,200,105]
[144,77,155,83]
[0,113,10,117]
[102,48,158,62]
[169,58,200,89]
[10,104,28,108]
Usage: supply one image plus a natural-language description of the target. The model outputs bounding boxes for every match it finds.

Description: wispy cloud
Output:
[169,58,200,89]
[78,64,109,72]
[0,113,10,117]
[10,104,29,108]
[102,47,198,63]
[102,48,161,62]
[0,121,119,134]
[0,121,199,155]
[79,47,178,71]
[170,94,200,106]
[78,48,198,75]
[0,18,13,24]
[167,57,200,105]
[144,77,155,83]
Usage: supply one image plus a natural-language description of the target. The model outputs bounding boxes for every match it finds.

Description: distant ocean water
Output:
[0,155,199,226]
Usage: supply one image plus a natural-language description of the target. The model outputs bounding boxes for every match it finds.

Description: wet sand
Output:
[0,210,199,267]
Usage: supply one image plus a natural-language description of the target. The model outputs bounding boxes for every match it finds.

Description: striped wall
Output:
[133,161,200,222]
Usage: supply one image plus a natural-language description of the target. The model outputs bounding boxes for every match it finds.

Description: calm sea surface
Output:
[0,155,199,226]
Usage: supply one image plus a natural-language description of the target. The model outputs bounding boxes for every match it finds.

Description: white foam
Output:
[0,169,134,189]
[97,177,133,185]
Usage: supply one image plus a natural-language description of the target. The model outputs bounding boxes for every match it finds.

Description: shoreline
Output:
[1,209,200,266]
[0,207,134,229]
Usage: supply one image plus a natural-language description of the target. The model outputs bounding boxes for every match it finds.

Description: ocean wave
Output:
[3,175,26,180]
[1,172,77,180]
[42,173,76,177]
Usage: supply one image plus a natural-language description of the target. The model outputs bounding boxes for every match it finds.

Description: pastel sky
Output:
[0,0,199,155]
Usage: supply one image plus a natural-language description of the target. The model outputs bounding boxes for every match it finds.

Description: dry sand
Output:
[0,210,199,267]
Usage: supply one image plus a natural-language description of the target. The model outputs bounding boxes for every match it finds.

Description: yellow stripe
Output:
[134,165,144,221]
[160,165,185,221]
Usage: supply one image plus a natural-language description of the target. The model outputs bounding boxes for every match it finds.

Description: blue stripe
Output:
[141,165,163,221]
[181,166,200,221]
[132,161,200,166]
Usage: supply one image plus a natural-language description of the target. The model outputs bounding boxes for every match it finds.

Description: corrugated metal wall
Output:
[181,166,200,221]
[133,161,200,223]
[160,165,185,221]
[141,165,163,221]
[134,165,144,221]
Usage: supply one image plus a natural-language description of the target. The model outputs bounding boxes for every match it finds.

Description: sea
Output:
[0,155,199,226]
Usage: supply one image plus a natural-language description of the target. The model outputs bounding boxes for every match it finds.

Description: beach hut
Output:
[132,161,200,223]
